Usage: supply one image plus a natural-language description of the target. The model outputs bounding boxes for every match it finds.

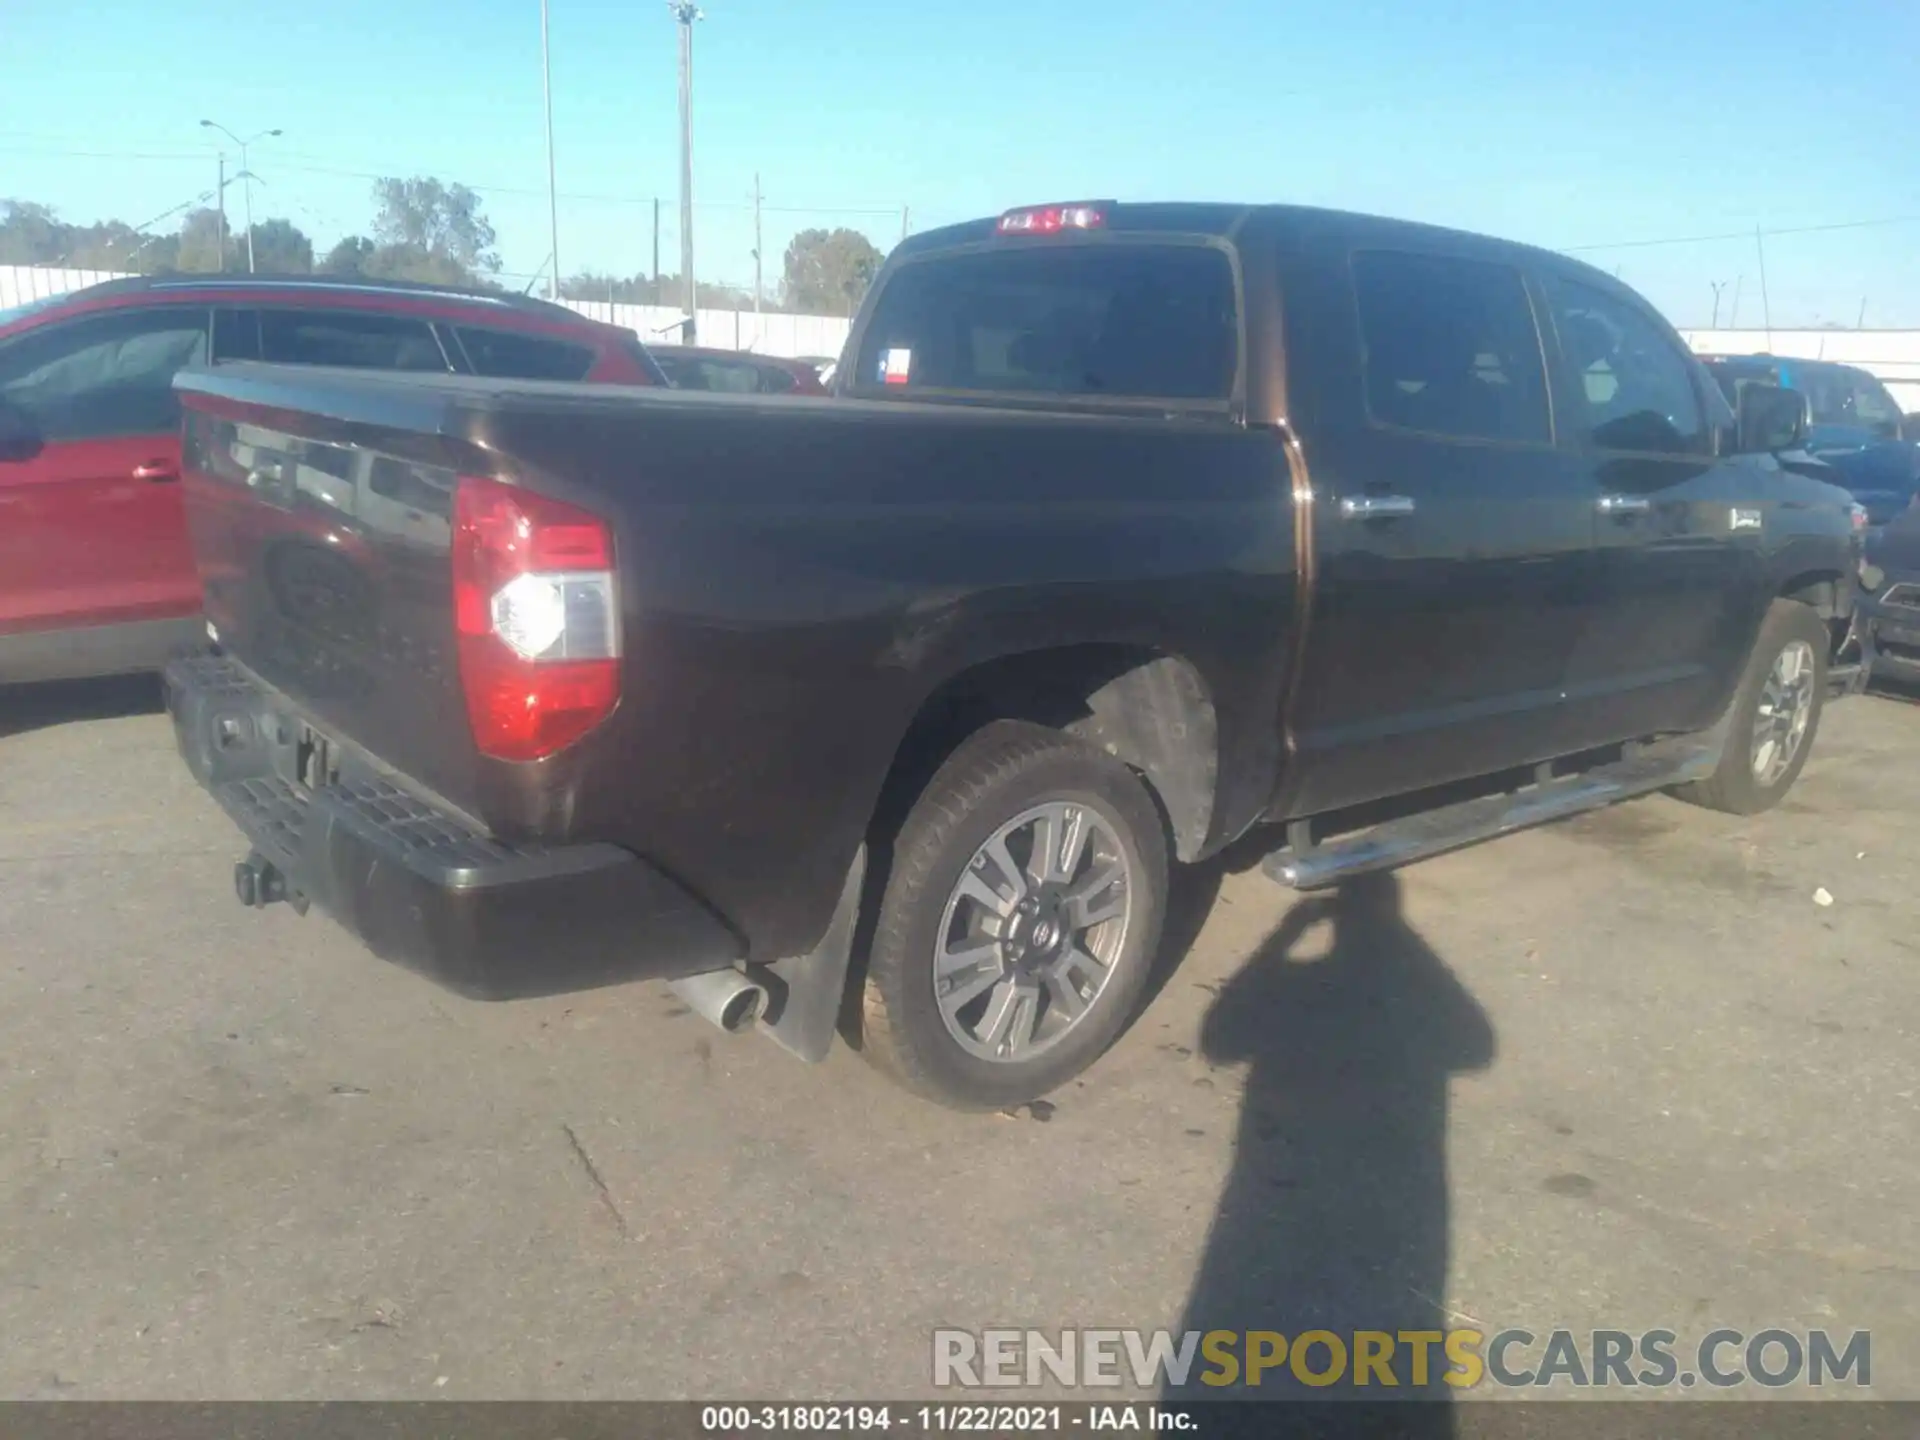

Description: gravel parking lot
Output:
[0,678,1914,1402]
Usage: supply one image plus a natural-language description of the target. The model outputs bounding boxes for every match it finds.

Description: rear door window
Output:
[212,308,262,362]
[854,244,1238,402]
[1351,250,1551,445]
[453,326,596,381]
[258,309,449,371]
[0,306,209,440]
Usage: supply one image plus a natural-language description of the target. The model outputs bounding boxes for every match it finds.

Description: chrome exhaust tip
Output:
[670,967,770,1035]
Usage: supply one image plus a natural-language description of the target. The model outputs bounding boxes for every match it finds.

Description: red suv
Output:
[0,276,665,685]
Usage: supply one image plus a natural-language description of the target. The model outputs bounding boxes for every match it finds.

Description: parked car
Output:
[793,354,840,385]
[1700,354,1918,524]
[0,275,665,686]
[1862,495,1920,685]
[165,200,1862,1110]
[650,345,829,395]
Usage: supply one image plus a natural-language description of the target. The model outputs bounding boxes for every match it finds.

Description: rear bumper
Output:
[163,653,741,999]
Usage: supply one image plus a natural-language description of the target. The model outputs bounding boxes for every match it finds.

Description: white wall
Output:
[0,265,128,309]
[564,299,851,360]
[1682,328,1920,413]
[0,265,852,362]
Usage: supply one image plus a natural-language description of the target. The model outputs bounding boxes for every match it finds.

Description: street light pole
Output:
[200,120,282,273]
[541,0,562,300]
[670,1,702,340]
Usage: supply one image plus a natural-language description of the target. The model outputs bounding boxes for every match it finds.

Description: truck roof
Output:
[897,201,1590,275]
[27,272,588,324]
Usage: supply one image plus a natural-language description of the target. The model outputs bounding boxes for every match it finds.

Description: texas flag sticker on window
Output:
[879,347,913,385]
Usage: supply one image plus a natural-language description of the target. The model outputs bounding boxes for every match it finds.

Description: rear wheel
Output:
[1673,599,1829,816]
[859,722,1169,1110]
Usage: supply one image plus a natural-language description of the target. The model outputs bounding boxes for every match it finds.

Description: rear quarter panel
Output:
[482,394,1300,961]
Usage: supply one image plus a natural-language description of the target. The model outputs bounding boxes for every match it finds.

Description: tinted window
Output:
[1798,366,1902,433]
[454,326,595,381]
[1542,274,1706,454]
[1854,376,1903,429]
[856,244,1237,401]
[258,310,447,371]
[652,352,785,393]
[699,357,774,394]
[1352,251,1550,444]
[212,308,261,362]
[1704,361,1771,408]
[0,306,208,441]
[652,352,703,389]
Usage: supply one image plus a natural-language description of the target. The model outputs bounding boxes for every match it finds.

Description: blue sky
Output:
[3,0,1916,325]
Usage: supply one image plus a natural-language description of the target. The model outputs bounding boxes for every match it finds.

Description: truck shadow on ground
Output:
[0,675,164,741]
[1165,871,1496,1435]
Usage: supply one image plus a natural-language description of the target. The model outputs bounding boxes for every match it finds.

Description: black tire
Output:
[1672,599,1829,816]
[859,721,1169,1111]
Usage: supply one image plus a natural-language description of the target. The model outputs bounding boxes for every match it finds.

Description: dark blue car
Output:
[1703,355,1917,524]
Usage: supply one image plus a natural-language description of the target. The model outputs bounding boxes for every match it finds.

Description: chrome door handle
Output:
[1340,494,1417,520]
[1597,493,1652,515]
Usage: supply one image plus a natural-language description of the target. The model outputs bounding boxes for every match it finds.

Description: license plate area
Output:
[296,724,340,793]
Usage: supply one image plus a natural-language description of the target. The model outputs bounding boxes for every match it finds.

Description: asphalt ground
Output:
[0,676,1913,1403]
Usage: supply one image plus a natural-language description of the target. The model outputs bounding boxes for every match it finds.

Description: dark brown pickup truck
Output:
[164,201,1866,1109]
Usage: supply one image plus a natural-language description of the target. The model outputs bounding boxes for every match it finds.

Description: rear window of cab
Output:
[852,243,1238,403]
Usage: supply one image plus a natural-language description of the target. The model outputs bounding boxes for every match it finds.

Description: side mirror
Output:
[1736,382,1809,454]
[0,399,41,462]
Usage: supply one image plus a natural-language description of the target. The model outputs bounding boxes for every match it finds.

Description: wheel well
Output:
[873,646,1219,862]
[1778,570,1845,620]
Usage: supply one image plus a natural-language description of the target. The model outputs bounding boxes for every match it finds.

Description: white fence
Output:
[562,299,851,360]
[0,265,128,309]
[1,265,852,361]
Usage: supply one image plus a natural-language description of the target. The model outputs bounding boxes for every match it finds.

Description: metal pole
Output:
[541,0,561,300]
[1755,224,1773,348]
[1858,297,1868,329]
[673,2,700,339]
[1709,280,1723,329]
[216,153,227,272]
[752,173,762,317]
[240,141,256,273]
[900,205,910,245]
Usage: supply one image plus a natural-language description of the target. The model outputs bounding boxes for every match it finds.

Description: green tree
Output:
[0,201,65,264]
[371,177,500,282]
[171,208,231,273]
[321,235,376,275]
[561,271,670,305]
[243,218,313,274]
[781,227,884,315]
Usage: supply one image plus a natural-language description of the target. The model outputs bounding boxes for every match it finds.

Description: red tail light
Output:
[452,475,620,762]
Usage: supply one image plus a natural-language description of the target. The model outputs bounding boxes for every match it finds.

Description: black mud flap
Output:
[759,846,866,1064]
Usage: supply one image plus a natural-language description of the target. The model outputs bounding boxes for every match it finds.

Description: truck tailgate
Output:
[177,365,508,817]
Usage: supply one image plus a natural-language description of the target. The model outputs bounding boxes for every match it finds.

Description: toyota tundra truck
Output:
[163,201,1864,1110]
